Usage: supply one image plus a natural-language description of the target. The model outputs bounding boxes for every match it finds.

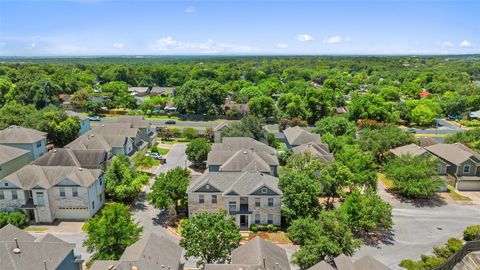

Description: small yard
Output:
[447,185,472,201]
[244,231,292,244]
[378,173,395,189]
[157,147,170,155]
[24,227,48,232]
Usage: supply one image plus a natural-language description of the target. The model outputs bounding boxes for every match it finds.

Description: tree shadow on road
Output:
[385,189,447,208]
[356,229,395,248]
[131,192,148,212]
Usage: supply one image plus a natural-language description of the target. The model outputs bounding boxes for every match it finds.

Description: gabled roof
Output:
[90,233,182,270]
[65,133,114,152]
[150,86,176,95]
[284,126,322,146]
[188,171,281,196]
[334,254,355,270]
[353,255,390,270]
[0,145,29,165]
[0,126,46,144]
[213,149,275,173]
[292,143,334,163]
[308,261,335,270]
[425,143,480,166]
[212,137,276,155]
[65,110,89,121]
[2,165,102,189]
[127,87,150,93]
[0,225,76,270]
[213,121,230,132]
[33,148,108,168]
[117,116,150,129]
[389,143,427,157]
[230,237,290,270]
[92,123,139,138]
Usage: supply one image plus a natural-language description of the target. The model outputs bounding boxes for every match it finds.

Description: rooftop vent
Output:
[53,149,57,153]
[13,238,20,254]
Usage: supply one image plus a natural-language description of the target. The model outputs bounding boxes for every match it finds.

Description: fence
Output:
[432,240,480,270]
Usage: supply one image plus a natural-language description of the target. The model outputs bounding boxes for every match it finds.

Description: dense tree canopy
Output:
[147,167,190,215]
[104,155,148,202]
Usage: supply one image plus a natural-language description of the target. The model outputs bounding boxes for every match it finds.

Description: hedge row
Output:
[249,224,281,232]
[0,211,29,229]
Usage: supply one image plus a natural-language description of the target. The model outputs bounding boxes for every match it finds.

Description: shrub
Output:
[0,211,29,229]
[183,128,198,140]
[463,225,480,241]
[250,225,258,232]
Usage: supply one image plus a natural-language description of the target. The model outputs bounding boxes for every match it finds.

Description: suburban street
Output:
[353,183,480,270]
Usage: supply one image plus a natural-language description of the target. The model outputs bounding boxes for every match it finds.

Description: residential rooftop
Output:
[0,125,46,144]
[0,145,29,164]
[283,126,322,146]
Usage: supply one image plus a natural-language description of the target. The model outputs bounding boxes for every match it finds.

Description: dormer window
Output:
[463,164,471,174]
[261,188,267,194]
[206,184,210,190]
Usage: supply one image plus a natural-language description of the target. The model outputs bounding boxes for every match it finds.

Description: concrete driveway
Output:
[353,183,480,270]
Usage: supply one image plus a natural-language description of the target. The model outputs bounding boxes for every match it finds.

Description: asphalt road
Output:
[99,117,218,128]
[353,183,480,270]
[407,119,464,135]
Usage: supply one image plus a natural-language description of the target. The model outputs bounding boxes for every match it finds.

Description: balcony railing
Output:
[229,204,251,215]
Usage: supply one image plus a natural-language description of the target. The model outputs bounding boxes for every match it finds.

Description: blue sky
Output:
[0,0,479,56]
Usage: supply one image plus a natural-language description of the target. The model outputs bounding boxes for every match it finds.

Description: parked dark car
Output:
[165,120,176,125]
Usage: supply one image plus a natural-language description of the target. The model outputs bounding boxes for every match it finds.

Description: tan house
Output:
[33,148,110,171]
[425,143,480,191]
[284,126,334,163]
[0,165,104,223]
[117,116,157,147]
[187,171,282,229]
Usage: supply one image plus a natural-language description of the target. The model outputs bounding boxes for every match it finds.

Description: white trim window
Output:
[261,187,267,194]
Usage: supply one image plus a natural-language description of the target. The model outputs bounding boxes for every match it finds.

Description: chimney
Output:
[43,261,48,270]
[263,257,266,269]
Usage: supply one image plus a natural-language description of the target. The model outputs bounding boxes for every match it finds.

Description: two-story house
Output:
[0,224,83,270]
[65,110,91,135]
[389,143,449,191]
[284,126,334,163]
[0,126,47,161]
[0,145,30,180]
[187,171,282,229]
[117,115,157,147]
[0,165,104,223]
[425,143,480,191]
[208,137,279,176]
[65,130,134,156]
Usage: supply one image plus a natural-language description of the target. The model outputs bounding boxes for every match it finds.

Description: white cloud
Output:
[277,43,289,49]
[113,43,125,49]
[185,6,195,13]
[436,41,454,48]
[323,35,350,44]
[0,42,5,47]
[150,37,258,54]
[31,43,36,48]
[460,40,472,48]
[295,34,314,42]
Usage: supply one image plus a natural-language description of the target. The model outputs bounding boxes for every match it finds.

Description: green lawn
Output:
[447,185,472,201]
[378,173,395,189]
[24,227,48,232]
[158,147,170,155]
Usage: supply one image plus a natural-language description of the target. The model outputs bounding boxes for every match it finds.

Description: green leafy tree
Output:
[287,217,321,245]
[221,115,268,143]
[183,127,198,140]
[319,161,354,208]
[336,144,377,189]
[338,191,393,233]
[313,116,356,137]
[185,138,211,168]
[174,79,226,114]
[83,203,143,260]
[248,96,276,119]
[292,210,361,269]
[385,154,443,198]
[132,152,156,169]
[104,155,147,202]
[147,167,190,215]
[70,89,91,109]
[279,167,321,222]
[463,225,480,241]
[349,93,397,122]
[180,211,241,267]
[0,211,29,229]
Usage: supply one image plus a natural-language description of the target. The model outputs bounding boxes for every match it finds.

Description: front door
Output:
[240,215,248,227]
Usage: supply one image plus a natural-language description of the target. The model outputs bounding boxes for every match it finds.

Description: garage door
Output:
[457,180,480,191]
[56,207,89,220]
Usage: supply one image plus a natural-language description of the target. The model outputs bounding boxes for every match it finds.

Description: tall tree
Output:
[104,155,147,202]
[147,167,190,215]
[180,211,241,267]
[83,203,143,260]
[185,138,211,168]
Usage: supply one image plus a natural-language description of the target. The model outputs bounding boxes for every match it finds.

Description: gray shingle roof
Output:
[90,233,182,270]
[150,86,176,95]
[92,123,139,138]
[0,145,29,165]
[0,126,46,144]
[308,261,335,270]
[0,225,76,270]
[425,143,480,165]
[2,165,102,189]
[65,110,89,120]
[188,171,281,196]
[334,254,355,270]
[127,87,149,93]
[213,137,276,155]
[231,237,291,270]
[65,132,124,151]
[292,143,334,163]
[33,148,108,169]
[353,255,390,270]
[117,116,150,129]
[389,143,427,157]
[283,126,321,146]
